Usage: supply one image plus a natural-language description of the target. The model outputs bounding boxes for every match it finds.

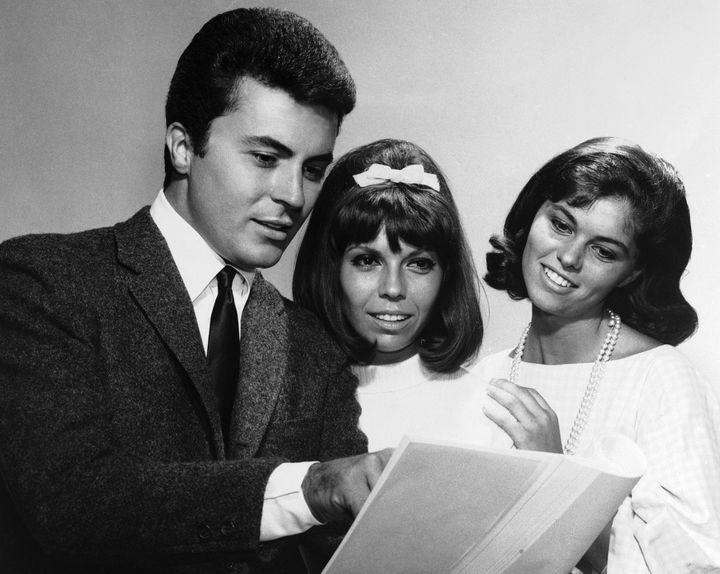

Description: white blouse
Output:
[473,345,720,573]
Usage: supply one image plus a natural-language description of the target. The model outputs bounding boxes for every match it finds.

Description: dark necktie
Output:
[207,266,240,439]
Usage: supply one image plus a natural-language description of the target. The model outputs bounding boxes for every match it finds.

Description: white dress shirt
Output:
[150,190,320,541]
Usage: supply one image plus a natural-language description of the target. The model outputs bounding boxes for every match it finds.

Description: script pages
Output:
[322,434,645,574]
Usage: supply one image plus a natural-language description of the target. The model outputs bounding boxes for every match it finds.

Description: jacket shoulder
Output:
[0,208,152,273]
[0,226,114,276]
[254,273,347,362]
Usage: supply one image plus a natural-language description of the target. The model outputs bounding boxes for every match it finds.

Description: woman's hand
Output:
[483,378,563,453]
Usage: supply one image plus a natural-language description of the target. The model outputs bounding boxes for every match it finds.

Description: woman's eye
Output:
[550,217,572,234]
[408,258,437,273]
[593,245,616,261]
[350,254,378,269]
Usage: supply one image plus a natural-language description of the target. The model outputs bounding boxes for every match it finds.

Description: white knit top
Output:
[353,353,511,452]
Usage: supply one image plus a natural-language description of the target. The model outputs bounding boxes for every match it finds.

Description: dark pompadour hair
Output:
[163,7,356,186]
[293,138,484,373]
[485,137,697,345]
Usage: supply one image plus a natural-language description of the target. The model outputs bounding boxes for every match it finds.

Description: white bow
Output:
[352,163,440,191]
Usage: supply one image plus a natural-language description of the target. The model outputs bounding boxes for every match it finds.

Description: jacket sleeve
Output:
[298,347,368,571]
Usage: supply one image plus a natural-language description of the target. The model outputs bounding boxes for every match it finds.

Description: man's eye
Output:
[304,164,327,182]
[252,153,276,167]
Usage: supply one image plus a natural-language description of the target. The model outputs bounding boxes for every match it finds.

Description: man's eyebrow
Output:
[310,151,334,164]
[242,135,293,156]
[241,135,334,163]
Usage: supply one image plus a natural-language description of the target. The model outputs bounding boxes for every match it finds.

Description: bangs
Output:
[546,163,601,206]
[545,167,642,241]
[549,156,644,210]
[330,185,453,257]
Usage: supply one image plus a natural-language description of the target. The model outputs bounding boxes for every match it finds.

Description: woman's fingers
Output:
[487,378,547,420]
[484,378,562,453]
[486,379,536,422]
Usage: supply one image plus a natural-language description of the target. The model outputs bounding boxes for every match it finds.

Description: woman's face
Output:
[521,196,640,320]
[340,228,443,359]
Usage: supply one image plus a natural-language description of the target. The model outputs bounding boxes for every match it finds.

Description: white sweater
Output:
[353,353,511,452]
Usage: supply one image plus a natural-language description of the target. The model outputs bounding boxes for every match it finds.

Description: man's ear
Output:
[617,267,642,288]
[165,122,193,175]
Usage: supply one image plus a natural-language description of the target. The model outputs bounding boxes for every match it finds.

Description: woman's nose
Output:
[379,267,405,300]
[556,240,583,270]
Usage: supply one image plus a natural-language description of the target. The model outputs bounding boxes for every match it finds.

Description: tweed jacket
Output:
[0,207,366,573]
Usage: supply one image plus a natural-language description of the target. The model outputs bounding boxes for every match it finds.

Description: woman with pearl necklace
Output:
[476,137,720,573]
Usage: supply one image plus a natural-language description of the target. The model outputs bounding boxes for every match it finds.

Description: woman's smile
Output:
[541,265,577,290]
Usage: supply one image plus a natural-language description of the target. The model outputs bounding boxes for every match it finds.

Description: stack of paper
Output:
[323,434,645,574]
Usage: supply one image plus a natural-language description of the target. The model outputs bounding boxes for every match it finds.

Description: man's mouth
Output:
[255,219,293,240]
[257,219,292,231]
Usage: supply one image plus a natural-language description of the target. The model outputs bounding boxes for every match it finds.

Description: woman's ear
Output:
[617,267,642,288]
[165,122,193,175]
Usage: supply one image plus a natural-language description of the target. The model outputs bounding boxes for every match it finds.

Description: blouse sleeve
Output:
[626,351,720,573]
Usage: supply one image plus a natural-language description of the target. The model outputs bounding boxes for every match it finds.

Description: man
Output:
[0,8,388,573]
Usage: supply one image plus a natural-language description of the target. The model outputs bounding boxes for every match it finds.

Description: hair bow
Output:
[352,163,440,191]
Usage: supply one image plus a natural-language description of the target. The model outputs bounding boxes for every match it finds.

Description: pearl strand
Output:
[509,310,622,455]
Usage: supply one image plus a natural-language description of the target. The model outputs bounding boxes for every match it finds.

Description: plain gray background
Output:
[2,0,718,384]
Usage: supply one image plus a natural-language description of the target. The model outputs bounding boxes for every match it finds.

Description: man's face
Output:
[173,77,338,270]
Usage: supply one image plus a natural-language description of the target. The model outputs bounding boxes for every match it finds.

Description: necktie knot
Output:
[217,266,236,301]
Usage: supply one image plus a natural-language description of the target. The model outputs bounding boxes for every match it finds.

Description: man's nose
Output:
[273,169,305,210]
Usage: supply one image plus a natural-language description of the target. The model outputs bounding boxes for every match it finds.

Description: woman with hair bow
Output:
[476,137,720,573]
[293,138,509,451]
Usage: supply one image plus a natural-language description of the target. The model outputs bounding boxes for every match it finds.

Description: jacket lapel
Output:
[229,274,287,459]
[114,208,225,456]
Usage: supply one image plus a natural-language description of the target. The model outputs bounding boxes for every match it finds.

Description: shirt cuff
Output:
[260,461,323,541]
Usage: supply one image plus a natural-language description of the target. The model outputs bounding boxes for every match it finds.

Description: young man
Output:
[0,8,388,573]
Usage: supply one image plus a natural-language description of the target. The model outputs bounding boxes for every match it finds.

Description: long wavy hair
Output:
[485,137,697,345]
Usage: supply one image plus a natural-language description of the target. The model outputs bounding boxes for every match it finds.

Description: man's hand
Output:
[301,449,394,524]
[484,378,563,453]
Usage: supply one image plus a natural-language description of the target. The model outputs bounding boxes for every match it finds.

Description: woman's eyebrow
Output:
[554,204,631,254]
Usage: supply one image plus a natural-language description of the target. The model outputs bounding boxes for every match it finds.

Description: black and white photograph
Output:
[1,1,719,572]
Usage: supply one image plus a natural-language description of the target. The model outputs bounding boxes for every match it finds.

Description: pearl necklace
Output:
[509,310,621,455]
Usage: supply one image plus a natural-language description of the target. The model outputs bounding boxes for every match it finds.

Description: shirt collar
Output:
[149,190,255,301]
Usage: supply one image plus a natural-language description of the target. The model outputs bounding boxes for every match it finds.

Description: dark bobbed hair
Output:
[293,139,483,373]
[163,7,356,186]
[485,137,697,345]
